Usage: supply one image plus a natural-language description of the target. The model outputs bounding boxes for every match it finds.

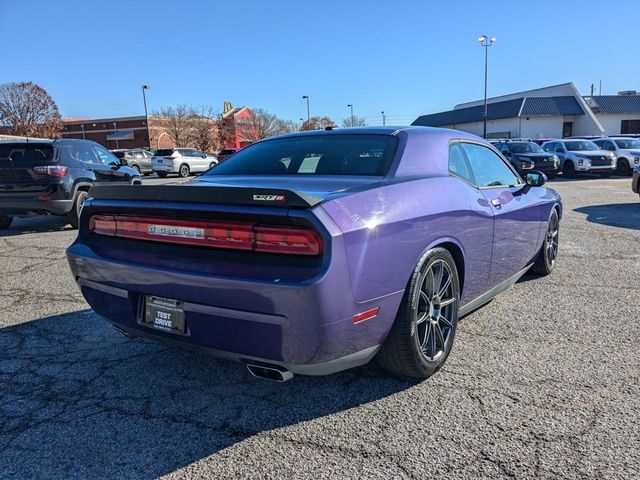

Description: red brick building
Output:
[61,116,161,150]
[61,102,256,152]
[222,102,256,150]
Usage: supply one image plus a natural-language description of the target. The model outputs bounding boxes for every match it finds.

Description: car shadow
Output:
[0,215,73,237]
[574,203,640,230]
[0,310,416,479]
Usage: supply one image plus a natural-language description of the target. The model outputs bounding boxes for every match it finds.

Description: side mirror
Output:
[119,158,128,166]
[555,148,564,153]
[526,171,547,187]
[202,153,207,158]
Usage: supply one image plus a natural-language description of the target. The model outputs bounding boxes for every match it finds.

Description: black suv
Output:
[0,139,141,229]
[492,140,561,179]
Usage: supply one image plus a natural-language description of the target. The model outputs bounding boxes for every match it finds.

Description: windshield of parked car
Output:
[0,144,54,164]
[565,141,599,151]
[205,135,398,176]
[509,142,544,154]
[614,139,640,149]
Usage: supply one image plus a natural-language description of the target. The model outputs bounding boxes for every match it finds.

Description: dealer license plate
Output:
[143,295,186,334]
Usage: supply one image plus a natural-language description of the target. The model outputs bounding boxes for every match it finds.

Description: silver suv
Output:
[592,137,640,176]
[151,148,218,178]
[542,139,616,178]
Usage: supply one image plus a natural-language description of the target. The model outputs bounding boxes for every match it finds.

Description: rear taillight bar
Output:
[33,165,68,177]
[89,215,323,256]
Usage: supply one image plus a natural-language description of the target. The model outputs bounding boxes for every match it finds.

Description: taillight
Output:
[88,215,323,256]
[33,165,68,177]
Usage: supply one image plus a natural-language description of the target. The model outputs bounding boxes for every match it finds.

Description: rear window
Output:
[206,135,398,176]
[156,149,175,156]
[0,144,54,164]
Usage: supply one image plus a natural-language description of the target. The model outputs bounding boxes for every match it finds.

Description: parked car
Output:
[632,165,640,197]
[205,152,218,166]
[542,139,616,177]
[216,149,237,162]
[111,149,154,175]
[0,139,141,229]
[67,127,561,381]
[492,140,560,178]
[592,137,640,176]
[151,148,215,178]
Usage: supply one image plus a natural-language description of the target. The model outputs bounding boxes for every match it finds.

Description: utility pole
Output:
[347,104,354,125]
[142,85,150,149]
[478,35,496,139]
[381,111,386,126]
[302,96,310,128]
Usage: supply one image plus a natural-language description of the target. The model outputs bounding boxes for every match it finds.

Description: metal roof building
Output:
[413,83,640,139]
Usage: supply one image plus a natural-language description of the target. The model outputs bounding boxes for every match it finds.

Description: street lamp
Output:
[302,95,310,127]
[347,104,354,125]
[142,84,151,149]
[478,35,496,139]
[381,111,386,126]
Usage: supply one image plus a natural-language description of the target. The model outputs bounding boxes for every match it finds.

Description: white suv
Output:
[542,140,616,178]
[152,148,218,178]
[592,137,640,176]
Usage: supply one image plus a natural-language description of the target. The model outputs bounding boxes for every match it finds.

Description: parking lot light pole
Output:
[347,104,353,125]
[381,111,386,126]
[478,35,496,139]
[302,96,310,128]
[142,85,151,149]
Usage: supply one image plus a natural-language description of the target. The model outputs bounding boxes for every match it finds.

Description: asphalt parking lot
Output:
[0,176,638,479]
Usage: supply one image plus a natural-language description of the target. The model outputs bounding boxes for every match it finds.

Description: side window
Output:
[94,145,119,165]
[448,143,474,184]
[72,144,99,164]
[602,141,614,151]
[461,143,521,188]
[499,145,510,155]
[543,142,554,152]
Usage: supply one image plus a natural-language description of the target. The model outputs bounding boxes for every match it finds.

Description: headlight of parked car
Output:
[518,158,534,169]
[633,156,639,165]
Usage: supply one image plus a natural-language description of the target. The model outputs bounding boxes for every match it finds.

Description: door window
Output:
[461,142,521,188]
[94,145,119,165]
[448,143,474,184]
[72,144,99,164]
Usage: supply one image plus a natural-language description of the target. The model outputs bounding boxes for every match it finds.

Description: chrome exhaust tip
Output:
[246,363,293,382]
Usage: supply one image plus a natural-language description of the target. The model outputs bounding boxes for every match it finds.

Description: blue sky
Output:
[1,0,638,124]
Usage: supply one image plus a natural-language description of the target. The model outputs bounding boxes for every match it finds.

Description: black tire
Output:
[562,161,576,178]
[530,208,559,276]
[143,172,152,176]
[616,158,630,176]
[376,248,460,379]
[178,164,190,178]
[67,190,88,229]
[131,165,141,174]
[0,215,13,229]
[209,162,217,169]
[157,172,168,178]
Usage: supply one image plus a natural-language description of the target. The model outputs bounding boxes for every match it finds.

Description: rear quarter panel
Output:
[319,176,495,306]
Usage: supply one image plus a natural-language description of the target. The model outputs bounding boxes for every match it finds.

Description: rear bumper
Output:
[66,242,402,374]
[0,198,73,216]
[152,163,178,173]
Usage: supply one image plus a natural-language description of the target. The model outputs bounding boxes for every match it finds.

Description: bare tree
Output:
[342,115,367,127]
[0,81,62,138]
[242,108,295,142]
[302,116,337,131]
[152,105,193,147]
[190,106,219,152]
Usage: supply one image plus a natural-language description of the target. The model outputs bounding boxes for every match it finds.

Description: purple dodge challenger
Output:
[66,127,561,381]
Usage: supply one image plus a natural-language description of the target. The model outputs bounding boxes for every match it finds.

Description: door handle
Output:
[491,199,502,209]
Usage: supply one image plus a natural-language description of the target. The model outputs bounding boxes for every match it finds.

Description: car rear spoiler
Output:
[87,184,323,209]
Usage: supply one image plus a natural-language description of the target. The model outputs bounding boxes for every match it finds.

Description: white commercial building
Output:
[413,82,640,139]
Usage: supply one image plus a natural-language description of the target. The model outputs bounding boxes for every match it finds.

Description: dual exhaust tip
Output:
[246,363,293,382]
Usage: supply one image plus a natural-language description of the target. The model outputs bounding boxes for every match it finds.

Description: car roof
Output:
[0,138,102,147]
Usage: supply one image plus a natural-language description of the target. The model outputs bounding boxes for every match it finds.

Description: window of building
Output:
[621,119,640,134]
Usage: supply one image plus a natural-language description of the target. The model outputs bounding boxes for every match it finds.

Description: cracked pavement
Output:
[0,177,639,479]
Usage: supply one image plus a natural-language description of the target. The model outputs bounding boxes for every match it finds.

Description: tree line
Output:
[0,81,369,149]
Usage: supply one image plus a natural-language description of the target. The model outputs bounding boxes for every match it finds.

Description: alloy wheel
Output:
[545,212,559,267]
[415,259,456,362]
